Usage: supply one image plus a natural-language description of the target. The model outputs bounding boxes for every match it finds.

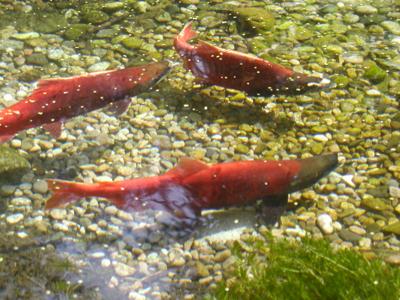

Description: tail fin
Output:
[45,179,82,209]
[178,22,197,42]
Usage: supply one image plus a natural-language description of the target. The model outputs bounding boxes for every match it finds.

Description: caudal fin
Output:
[178,22,197,42]
[45,179,82,209]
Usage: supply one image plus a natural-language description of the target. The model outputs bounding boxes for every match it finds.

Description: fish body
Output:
[174,22,322,96]
[45,154,338,221]
[0,61,170,142]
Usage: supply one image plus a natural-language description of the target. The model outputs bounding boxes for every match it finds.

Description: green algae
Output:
[0,146,30,184]
[209,237,400,300]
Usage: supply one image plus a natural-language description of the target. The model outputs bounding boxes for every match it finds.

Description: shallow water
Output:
[0,0,399,299]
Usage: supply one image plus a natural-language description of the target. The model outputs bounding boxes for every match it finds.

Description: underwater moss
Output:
[0,146,30,184]
[209,236,400,300]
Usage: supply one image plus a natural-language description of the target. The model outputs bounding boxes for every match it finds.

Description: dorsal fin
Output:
[166,157,208,177]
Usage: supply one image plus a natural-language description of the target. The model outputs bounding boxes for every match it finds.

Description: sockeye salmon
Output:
[174,22,323,96]
[0,61,170,143]
[45,154,338,223]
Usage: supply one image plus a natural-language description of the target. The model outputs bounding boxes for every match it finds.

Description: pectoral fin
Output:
[257,194,288,226]
[43,121,62,138]
[107,98,131,116]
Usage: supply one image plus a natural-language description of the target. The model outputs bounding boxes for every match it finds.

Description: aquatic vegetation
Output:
[0,145,30,183]
[210,236,400,300]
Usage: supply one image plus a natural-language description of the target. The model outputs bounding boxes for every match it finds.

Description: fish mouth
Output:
[288,153,339,193]
[148,61,172,88]
[280,72,324,94]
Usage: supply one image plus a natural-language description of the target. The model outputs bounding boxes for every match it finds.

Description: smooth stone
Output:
[355,5,377,14]
[26,53,48,66]
[382,221,400,235]
[12,32,40,40]
[115,262,136,277]
[88,62,110,72]
[343,53,364,64]
[6,213,24,224]
[317,213,334,234]
[214,249,231,263]
[33,180,48,194]
[50,208,67,220]
[48,48,64,60]
[10,197,31,206]
[381,21,400,35]
[389,186,400,198]
[339,229,362,242]
[361,197,390,211]
[385,254,400,265]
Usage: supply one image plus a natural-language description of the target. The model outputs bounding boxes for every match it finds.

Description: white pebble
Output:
[114,262,136,277]
[317,213,334,234]
[101,258,111,267]
[6,213,24,224]
[50,208,67,220]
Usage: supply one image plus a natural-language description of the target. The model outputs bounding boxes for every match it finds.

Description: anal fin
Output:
[43,122,62,138]
[107,97,131,116]
[257,194,288,226]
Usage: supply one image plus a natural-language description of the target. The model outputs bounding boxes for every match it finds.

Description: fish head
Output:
[279,72,324,94]
[134,61,171,93]
[287,153,338,193]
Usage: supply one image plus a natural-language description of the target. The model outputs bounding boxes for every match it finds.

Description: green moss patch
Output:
[209,236,400,300]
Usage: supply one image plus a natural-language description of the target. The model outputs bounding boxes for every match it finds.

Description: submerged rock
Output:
[0,146,30,184]
[226,7,275,36]
[383,222,400,235]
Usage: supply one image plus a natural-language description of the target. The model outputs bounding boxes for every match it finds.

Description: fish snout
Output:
[282,72,324,94]
[288,153,339,192]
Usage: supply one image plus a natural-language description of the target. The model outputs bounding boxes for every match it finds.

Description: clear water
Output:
[0,0,399,299]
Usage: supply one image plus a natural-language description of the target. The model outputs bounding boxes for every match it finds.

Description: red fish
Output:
[45,154,338,223]
[174,22,322,96]
[0,61,170,143]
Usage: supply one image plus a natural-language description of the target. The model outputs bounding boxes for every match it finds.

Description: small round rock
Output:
[317,213,334,234]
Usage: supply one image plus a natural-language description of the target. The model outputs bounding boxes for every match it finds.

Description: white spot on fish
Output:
[93,90,97,94]
[264,182,269,186]
[51,118,55,122]
[63,91,69,94]
[120,187,125,191]
[29,99,36,103]
[43,92,47,95]
[38,112,43,115]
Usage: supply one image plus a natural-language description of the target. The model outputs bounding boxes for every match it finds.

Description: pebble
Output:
[389,186,400,198]
[129,292,146,300]
[10,197,31,206]
[114,262,136,277]
[385,254,400,266]
[214,250,231,263]
[355,5,377,14]
[6,213,24,224]
[12,32,40,40]
[343,53,364,64]
[88,61,111,72]
[48,48,64,60]
[50,208,67,220]
[33,180,48,194]
[381,21,400,35]
[317,213,334,234]
[101,258,111,267]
